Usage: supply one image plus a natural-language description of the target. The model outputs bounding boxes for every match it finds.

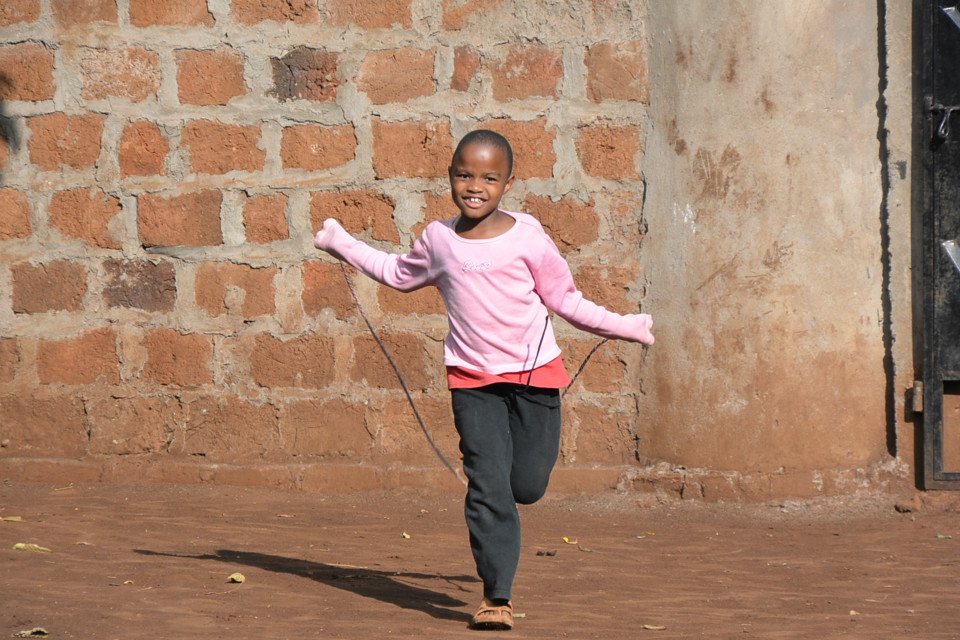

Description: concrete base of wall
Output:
[0,457,915,503]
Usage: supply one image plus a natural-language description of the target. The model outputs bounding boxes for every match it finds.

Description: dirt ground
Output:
[1,481,959,640]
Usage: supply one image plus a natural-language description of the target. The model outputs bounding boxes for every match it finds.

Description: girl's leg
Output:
[508,386,562,505]
[452,384,563,603]
[452,385,518,602]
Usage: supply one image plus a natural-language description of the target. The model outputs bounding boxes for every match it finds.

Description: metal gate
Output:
[922,1,960,488]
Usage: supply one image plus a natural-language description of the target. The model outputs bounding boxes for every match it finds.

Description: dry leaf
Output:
[227,572,246,583]
[562,536,578,544]
[401,532,411,539]
[14,628,49,638]
[642,624,667,630]
[2,516,24,522]
[12,543,51,553]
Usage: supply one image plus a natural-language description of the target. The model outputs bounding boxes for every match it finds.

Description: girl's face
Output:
[448,142,514,223]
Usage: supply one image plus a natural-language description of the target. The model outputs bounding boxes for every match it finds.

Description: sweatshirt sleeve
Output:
[314,218,434,292]
[532,236,655,345]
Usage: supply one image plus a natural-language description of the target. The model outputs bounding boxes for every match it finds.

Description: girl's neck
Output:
[455,209,514,239]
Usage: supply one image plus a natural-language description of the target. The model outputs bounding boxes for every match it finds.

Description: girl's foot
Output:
[471,598,513,630]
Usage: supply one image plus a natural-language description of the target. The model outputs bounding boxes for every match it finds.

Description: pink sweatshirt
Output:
[314,210,654,375]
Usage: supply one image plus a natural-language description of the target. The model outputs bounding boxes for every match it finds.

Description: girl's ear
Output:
[503,174,515,192]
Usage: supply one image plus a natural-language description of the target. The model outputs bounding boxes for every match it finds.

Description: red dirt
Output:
[1,482,959,639]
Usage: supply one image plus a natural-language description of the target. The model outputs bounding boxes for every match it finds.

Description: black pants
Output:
[451,384,562,602]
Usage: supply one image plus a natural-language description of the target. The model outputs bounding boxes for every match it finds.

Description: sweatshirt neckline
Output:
[449,210,519,243]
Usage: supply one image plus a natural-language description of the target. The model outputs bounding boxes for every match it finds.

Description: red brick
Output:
[374,395,458,464]
[451,46,480,91]
[310,189,398,243]
[0,0,40,26]
[358,47,436,104]
[549,468,623,494]
[609,191,645,241]
[249,333,335,389]
[302,260,353,320]
[138,190,223,247]
[102,258,177,311]
[130,0,213,26]
[231,0,319,24]
[574,264,636,312]
[88,396,182,455]
[350,331,435,391]
[441,0,503,29]
[179,395,280,461]
[207,466,299,488]
[372,119,452,179]
[195,262,277,317]
[0,136,8,171]
[301,464,382,492]
[0,338,19,382]
[243,193,288,243]
[282,398,371,458]
[492,46,562,101]
[577,123,641,179]
[327,0,412,28]
[417,191,456,236]
[81,47,161,103]
[37,328,119,384]
[480,118,555,179]
[560,338,626,393]
[377,286,444,316]
[568,404,635,464]
[0,189,31,240]
[270,47,339,102]
[119,120,168,177]
[522,194,598,251]
[28,112,106,171]
[51,0,116,26]
[182,120,264,174]
[0,394,87,457]
[142,328,214,385]
[585,41,648,103]
[0,42,55,101]
[281,124,356,171]
[177,47,247,106]
[48,187,122,249]
[11,260,87,313]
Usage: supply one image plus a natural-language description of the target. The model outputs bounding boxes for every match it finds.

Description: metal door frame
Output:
[921,0,960,488]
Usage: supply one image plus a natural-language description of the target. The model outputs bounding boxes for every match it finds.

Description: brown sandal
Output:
[471,600,514,630]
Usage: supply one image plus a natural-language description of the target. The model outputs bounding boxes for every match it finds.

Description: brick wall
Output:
[0,0,651,493]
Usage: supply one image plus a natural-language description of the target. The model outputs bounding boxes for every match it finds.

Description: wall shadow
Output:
[135,548,477,623]
[0,72,21,186]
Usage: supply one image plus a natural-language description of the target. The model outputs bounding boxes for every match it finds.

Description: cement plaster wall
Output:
[641,1,906,484]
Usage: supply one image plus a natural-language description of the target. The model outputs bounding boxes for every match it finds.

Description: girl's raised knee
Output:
[513,486,547,505]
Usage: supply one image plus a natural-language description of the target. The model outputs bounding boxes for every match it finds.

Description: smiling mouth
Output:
[464,197,485,207]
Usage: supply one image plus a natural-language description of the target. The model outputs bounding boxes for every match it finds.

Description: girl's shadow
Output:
[135,548,477,623]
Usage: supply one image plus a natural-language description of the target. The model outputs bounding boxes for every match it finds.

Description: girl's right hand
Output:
[314,218,346,261]
[313,218,338,250]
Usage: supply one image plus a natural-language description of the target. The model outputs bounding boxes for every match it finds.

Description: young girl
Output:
[314,130,654,630]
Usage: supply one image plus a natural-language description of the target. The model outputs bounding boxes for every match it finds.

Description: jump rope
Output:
[339,262,610,488]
